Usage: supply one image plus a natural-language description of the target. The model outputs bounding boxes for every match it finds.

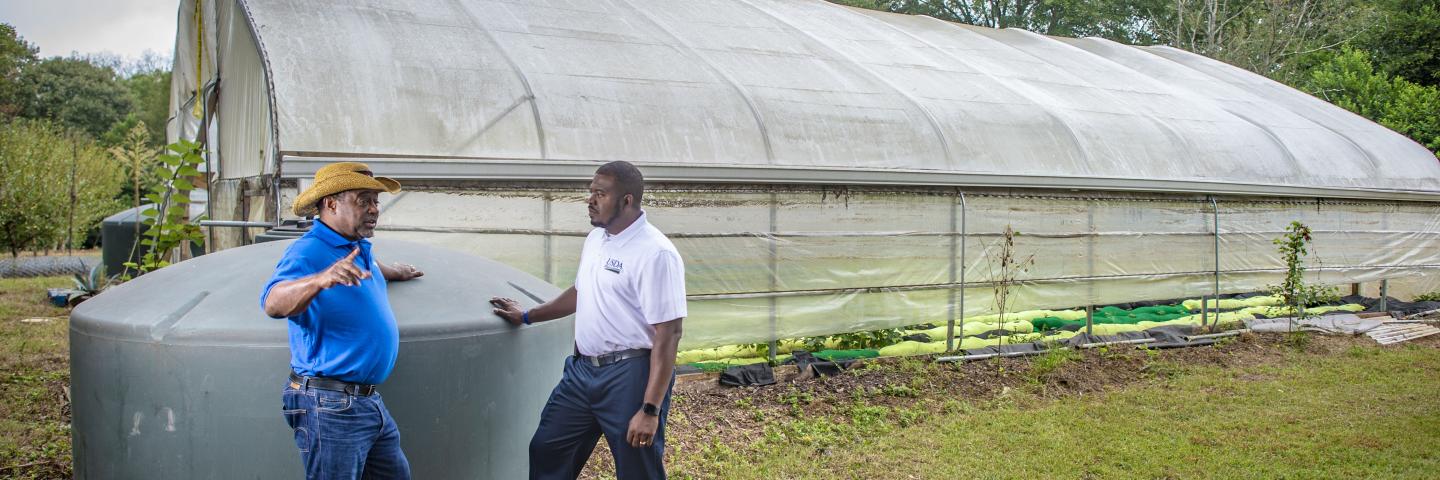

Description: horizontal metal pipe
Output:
[280,155,1440,203]
[199,220,276,228]
[375,224,1440,240]
[685,265,1440,300]
[1076,338,1156,349]
[1184,329,1249,341]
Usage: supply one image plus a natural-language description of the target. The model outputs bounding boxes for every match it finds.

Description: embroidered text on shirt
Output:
[604,258,623,274]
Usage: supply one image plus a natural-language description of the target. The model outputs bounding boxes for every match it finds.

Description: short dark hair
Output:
[596,161,644,206]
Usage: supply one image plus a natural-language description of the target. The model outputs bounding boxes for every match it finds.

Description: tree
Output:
[123,69,171,146]
[108,121,165,212]
[1303,47,1440,158]
[0,119,123,257]
[17,57,133,140]
[1354,0,1440,88]
[835,0,1167,44]
[0,23,38,118]
[1151,0,1378,85]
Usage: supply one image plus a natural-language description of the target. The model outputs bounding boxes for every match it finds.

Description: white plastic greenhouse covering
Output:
[173,0,1440,349]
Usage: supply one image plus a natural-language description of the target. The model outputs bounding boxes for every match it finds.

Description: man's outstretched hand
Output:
[319,248,370,288]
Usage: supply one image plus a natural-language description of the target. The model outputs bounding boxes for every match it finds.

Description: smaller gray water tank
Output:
[99,202,206,275]
[71,239,574,478]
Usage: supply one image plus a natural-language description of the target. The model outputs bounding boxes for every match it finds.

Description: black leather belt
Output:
[577,348,650,367]
[289,372,378,396]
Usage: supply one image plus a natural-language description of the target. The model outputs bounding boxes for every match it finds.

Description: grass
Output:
[671,342,1440,479]
[0,276,73,479]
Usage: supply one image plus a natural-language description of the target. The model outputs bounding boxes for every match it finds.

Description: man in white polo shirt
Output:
[490,161,686,479]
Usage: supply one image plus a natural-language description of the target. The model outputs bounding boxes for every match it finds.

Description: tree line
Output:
[0,24,171,258]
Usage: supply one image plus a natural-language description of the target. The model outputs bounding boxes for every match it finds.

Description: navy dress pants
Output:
[529,355,674,480]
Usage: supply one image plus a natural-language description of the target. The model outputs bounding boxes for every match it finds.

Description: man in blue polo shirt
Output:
[262,162,423,480]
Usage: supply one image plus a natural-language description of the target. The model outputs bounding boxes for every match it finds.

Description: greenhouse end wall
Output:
[362,183,1440,349]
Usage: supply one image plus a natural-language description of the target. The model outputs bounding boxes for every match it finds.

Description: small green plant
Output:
[1284,330,1312,351]
[1414,291,1440,302]
[879,384,919,398]
[1266,221,1337,331]
[123,139,206,277]
[781,387,813,417]
[847,403,890,428]
[69,264,118,305]
[1029,346,1079,381]
[896,406,924,427]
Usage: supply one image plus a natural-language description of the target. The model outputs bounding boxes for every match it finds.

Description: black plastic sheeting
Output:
[956,325,1215,357]
[1341,295,1440,316]
[719,363,776,387]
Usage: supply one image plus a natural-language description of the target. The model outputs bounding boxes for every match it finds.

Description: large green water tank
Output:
[70,239,573,478]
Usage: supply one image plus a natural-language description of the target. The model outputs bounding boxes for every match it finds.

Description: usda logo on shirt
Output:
[604,258,624,274]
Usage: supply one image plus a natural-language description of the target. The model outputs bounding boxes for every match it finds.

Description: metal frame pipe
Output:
[199,220,278,228]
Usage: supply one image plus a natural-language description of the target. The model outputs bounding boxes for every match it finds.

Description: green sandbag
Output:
[1243,295,1285,307]
[1032,316,1084,331]
[1097,306,1129,317]
[1313,304,1365,314]
[1131,305,1187,316]
[877,340,948,357]
[686,362,733,373]
[814,349,880,362]
[1041,330,1081,342]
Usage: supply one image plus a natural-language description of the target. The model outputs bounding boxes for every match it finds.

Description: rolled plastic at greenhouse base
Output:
[69,239,574,479]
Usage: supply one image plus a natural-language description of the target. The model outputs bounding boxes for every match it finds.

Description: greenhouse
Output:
[171,0,1440,353]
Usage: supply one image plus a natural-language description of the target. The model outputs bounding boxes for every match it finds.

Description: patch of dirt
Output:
[576,332,1440,479]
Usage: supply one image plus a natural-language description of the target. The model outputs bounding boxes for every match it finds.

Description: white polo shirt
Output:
[574,211,688,356]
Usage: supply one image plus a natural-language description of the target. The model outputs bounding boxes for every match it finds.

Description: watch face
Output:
[643,403,659,416]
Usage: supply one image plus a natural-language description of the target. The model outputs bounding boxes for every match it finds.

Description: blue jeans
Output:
[529,355,674,480]
[282,384,411,480]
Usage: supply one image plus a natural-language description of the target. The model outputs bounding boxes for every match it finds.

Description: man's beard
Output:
[589,199,622,228]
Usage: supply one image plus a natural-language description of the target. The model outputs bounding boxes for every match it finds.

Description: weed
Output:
[766,417,855,448]
[1030,347,1079,381]
[940,399,972,415]
[781,387,814,417]
[848,403,890,428]
[1284,331,1311,351]
[879,384,919,398]
[896,406,924,427]
[1140,361,1181,379]
[780,387,814,406]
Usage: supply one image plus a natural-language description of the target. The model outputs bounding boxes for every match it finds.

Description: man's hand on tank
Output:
[489,297,524,326]
[390,262,423,281]
[319,248,370,288]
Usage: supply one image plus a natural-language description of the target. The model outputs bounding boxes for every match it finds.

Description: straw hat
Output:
[291,162,401,217]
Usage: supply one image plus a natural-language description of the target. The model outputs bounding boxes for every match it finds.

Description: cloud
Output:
[1,0,178,60]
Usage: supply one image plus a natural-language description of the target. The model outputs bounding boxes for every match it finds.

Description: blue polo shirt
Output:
[261,221,398,385]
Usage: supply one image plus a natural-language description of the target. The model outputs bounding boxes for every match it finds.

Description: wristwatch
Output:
[641,402,660,416]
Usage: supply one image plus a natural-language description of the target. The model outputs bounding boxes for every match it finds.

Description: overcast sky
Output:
[1,0,178,61]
